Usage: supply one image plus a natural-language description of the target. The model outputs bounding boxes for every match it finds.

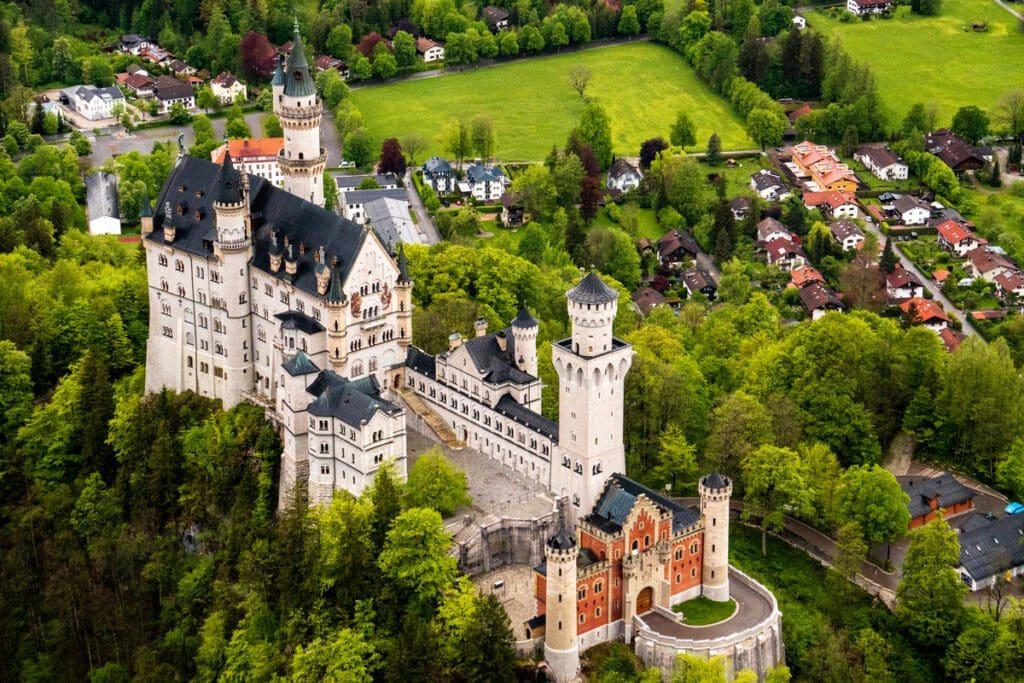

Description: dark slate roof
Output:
[274,310,325,335]
[306,370,401,427]
[148,156,372,297]
[334,173,398,189]
[152,75,194,101]
[512,307,538,328]
[341,188,407,205]
[608,158,641,180]
[283,21,317,98]
[271,55,285,86]
[462,329,534,384]
[702,472,729,491]
[405,345,436,379]
[396,243,411,283]
[495,395,558,441]
[86,171,120,220]
[898,474,975,519]
[567,272,618,305]
[466,163,505,184]
[751,169,784,192]
[423,156,452,176]
[282,350,319,376]
[958,513,1024,583]
[214,151,243,205]
[586,473,700,535]
[548,527,576,550]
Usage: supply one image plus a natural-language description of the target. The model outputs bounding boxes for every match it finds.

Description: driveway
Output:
[860,217,979,336]
[404,168,442,244]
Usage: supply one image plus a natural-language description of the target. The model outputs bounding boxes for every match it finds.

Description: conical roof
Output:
[396,243,411,284]
[548,527,576,550]
[703,472,729,491]
[213,151,242,205]
[327,262,345,302]
[567,272,618,305]
[283,18,316,98]
[271,55,285,86]
[512,306,538,329]
[139,190,153,218]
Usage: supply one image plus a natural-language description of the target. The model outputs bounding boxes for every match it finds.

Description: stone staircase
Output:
[398,387,466,450]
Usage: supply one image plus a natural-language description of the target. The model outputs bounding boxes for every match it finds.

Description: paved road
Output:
[859,218,979,336]
[991,0,1023,19]
[404,168,442,244]
[639,569,774,639]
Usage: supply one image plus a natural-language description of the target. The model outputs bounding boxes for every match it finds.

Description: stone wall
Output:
[454,509,564,575]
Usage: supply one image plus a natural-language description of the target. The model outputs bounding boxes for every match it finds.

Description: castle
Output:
[142,25,783,680]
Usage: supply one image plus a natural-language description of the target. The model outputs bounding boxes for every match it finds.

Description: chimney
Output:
[495,329,507,352]
[448,332,462,351]
[162,201,175,243]
[474,317,488,337]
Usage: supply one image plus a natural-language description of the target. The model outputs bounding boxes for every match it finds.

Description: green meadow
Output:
[351,41,754,161]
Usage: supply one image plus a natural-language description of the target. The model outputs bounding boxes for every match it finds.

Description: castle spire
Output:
[214,150,242,205]
[396,243,411,284]
[283,18,315,98]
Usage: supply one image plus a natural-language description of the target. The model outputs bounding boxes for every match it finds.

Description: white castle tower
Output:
[544,527,581,683]
[211,152,255,407]
[274,20,327,206]
[699,472,732,601]
[551,273,634,513]
[511,306,539,379]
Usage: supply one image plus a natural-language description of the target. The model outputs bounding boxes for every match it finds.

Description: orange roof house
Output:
[900,297,949,329]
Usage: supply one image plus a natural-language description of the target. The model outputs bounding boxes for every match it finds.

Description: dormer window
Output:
[176,203,186,215]
[293,70,302,81]
[193,210,203,221]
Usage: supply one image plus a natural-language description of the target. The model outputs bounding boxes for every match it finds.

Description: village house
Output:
[926,129,989,175]
[422,156,456,193]
[995,270,1024,303]
[682,266,717,301]
[830,219,864,251]
[482,5,510,30]
[965,247,1016,283]
[730,197,752,221]
[846,0,894,14]
[607,159,643,192]
[792,12,807,29]
[169,60,196,78]
[854,144,908,181]
[790,140,859,193]
[123,72,155,97]
[315,56,349,79]
[212,138,285,188]
[885,267,925,302]
[70,85,126,121]
[152,75,195,113]
[210,72,247,104]
[892,195,932,226]
[802,190,859,219]
[501,192,525,227]
[119,34,151,54]
[765,237,807,269]
[939,327,966,353]
[936,219,981,257]
[334,174,400,192]
[900,297,949,332]
[139,45,175,67]
[799,282,844,320]
[789,265,825,289]
[898,473,975,530]
[340,187,409,222]
[756,217,792,245]
[750,169,790,201]
[416,37,445,62]
[85,172,121,235]
[464,163,508,202]
[957,513,1024,591]
[657,230,701,269]
[632,287,666,316]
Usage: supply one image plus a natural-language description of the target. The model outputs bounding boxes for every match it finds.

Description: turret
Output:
[277,18,326,206]
[395,244,413,349]
[543,528,580,683]
[699,472,732,602]
[271,54,285,113]
[213,151,250,255]
[140,190,154,235]
[566,272,617,357]
[326,259,348,369]
[511,306,539,378]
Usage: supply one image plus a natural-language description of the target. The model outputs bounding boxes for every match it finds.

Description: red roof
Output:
[899,297,949,324]
[211,137,284,163]
[936,219,973,245]
[886,267,922,289]
[938,327,964,353]
[971,310,1006,321]
[803,190,859,211]
[790,265,825,288]
[995,270,1024,292]
[933,268,951,283]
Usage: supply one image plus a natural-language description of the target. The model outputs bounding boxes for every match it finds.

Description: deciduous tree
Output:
[837,465,910,549]
[639,137,669,170]
[404,448,471,516]
[951,105,990,145]
[896,514,966,649]
[670,111,697,148]
[240,31,277,79]
[378,508,459,616]
[568,63,592,98]
[378,138,407,176]
[577,102,613,169]
[741,445,811,556]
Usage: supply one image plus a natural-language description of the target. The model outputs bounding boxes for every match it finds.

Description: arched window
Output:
[369,357,378,372]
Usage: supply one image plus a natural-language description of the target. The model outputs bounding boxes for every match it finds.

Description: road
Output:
[404,168,442,244]
[859,218,979,336]
[991,0,1023,19]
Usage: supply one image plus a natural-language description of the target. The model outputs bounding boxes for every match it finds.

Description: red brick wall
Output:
[909,499,974,529]
[535,573,546,615]
[667,532,703,596]
[576,569,611,634]
[627,509,657,553]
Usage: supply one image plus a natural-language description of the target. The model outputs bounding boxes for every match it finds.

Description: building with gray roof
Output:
[85,172,121,235]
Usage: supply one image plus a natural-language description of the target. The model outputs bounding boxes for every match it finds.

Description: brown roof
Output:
[886,267,923,289]
[416,37,442,54]
[790,265,825,288]
[658,230,700,259]
[899,297,949,324]
[926,129,987,170]
[971,310,1006,321]
[995,270,1024,293]
[803,190,858,211]
[933,269,951,284]
[938,327,964,352]
[482,5,510,23]
[787,104,811,123]
[966,248,1015,275]
[212,71,239,87]
[830,219,864,242]
[765,237,806,264]
[856,144,902,169]
[799,283,843,311]
[632,287,665,315]
[757,217,790,242]
[125,73,154,89]
[316,55,345,71]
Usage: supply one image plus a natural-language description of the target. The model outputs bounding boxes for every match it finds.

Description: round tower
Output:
[566,272,617,358]
[395,244,413,351]
[544,528,580,683]
[511,306,539,377]
[271,55,285,113]
[699,472,732,602]
[277,19,327,206]
[325,261,348,369]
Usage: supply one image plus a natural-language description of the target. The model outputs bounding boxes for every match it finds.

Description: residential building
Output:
[212,138,286,188]
[340,188,409,221]
[854,144,908,180]
[465,162,508,201]
[802,190,859,219]
[938,327,965,353]
[765,237,807,269]
[682,267,717,301]
[657,230,701,269]
[482,5,510,30]
[71,85,126,121]
[169,60,196,78]
[632,287,666,315]
[85,172,121,235]
[607,159,643,192]
[885,267,924,302]
[152,75,195,113]
[211,72,247,104]
[790,140,859,192]
[364,196,420,248]
[789,265,825,289]
[315,55,349,79]
[936,219,980,257]
[957,513,1024,591]
[847,0,893,14]
[501,192,525,227]
[423,156,456,193]
[898,474,975,529]
[792,12,807,28]
[899,297,949,331]
[830,219,864,251]
[730,197,752,221]
[120,34,151,54]
[995,270,1024,303]
[334,174,399,192]
[965,248,1016,283]
[926,129,989,175]
[756,217,792,244]
[416,37,445,62]
[124,72,155,97]
[750,169,790,201]
[799,283,844,320]
[892,195,932,226]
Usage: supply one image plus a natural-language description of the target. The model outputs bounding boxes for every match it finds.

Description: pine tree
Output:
[706,132,722,166]
[990,158,1002,188]
[880,236,898,274]
[367,462,403,554]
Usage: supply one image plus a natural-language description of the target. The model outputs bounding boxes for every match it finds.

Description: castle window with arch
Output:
[161,302,171,316]
[351,361,363,377]
[177,285,186,297]
[573,494,580,507]
[691,567,697,578]
[577,587,586,600]
[158,254,167,266]
[690,542,699,554]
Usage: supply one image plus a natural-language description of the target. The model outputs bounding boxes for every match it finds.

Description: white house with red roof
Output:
[900,297,949,332]
[886,267,924,302]
[965,248,1016,283]
[936,219,980,257]
[995,271,1024,303]
[765,237,807,269]
[789,265,825,289]
[802,190,859,219]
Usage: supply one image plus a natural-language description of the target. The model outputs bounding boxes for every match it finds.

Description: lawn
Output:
[592,202,663,241]
[351,42,753,162]
[671,596,737,625]
[806,0,1024,125]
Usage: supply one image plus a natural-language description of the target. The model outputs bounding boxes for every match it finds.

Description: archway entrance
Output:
[636,587,654,615]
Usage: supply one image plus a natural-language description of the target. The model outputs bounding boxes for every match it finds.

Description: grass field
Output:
[351,42,754,161]
[806,0,1024,124]
[671,596,737,624]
